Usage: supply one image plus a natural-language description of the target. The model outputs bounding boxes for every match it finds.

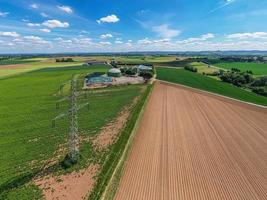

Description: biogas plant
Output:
[84,64,154,88]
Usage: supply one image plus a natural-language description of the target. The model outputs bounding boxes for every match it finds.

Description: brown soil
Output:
[35,165,98,200]
[115,81,267,200]
[0,64,27,69]
[92,93,142,150]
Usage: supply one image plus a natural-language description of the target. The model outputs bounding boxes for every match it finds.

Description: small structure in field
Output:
[108,68,122,77]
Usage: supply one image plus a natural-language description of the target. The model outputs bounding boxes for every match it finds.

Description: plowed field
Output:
[115,81,267,200]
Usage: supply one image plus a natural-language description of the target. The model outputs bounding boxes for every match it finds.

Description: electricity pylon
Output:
[52,77,90,164]
[69,78,79,162]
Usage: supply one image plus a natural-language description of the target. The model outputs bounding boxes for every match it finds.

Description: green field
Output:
[214,62,267,75]
[189,62,219,74]
[0,59,40,65]
[157,67,267,106]
[0,59,83,78]
[0,65,146,199]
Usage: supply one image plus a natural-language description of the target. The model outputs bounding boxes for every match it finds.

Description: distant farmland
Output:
[0,58,83,78]
[156,67,267,106]
[214,62,267,75]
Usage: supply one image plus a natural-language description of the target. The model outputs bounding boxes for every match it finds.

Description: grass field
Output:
[156,67,267,106]
[214,62,267,75]
[0,60,39,65]
[0,65,145,199]
[189,62,219,74]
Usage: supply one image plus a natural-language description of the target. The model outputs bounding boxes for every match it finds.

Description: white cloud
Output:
[24,36,42,40]
[55,37,72,43]
[181,33,215,43]
[81,30,89,34]
[99,41,111,45]
[42,20,69,28]
[153,38,170,43]
[22,19,29,22]
[40,12,49,18]
[138,38,152,45]
[39,28,51,33]
[0,12,9,17]
[138,38,171,45]
[30,3,39,9]
[97,15,120,24]
[57,5,73,14]
[115,40,123,44]
[152,24,180,38]
[0,31,20,37]
[226,32,267,39]
[73,37,92,44]
[13,38,23,42]
[27,23,41,27]
[62,39,73,43]
[24,35,50,44]
[100,34,113,39]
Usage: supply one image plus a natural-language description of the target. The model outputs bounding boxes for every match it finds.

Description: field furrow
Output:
[114,81,267,200]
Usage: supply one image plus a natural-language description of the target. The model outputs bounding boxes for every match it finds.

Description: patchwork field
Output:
[214,62,267,75]
[156,67,267,106]
[115,82,267,199]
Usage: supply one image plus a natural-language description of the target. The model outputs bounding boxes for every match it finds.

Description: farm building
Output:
[138,65,153,73]
[108,68,122,77]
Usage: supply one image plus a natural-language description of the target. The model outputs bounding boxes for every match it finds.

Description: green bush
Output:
[184,65,198,73]
[251,76,267,87]
[219,71,254,87]
[251,87,267,97]
[56,58,74,62]
[125,68,137,76]
[139,71,153,80]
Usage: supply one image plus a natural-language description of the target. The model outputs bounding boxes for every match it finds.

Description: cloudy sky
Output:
[0,0,267,53]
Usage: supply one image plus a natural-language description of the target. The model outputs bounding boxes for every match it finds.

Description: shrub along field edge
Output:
[88,84,154,200]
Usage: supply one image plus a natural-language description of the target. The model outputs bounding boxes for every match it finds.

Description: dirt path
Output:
[114,81,267,200]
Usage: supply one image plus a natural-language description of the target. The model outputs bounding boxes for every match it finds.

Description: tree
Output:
[140,71,153,81]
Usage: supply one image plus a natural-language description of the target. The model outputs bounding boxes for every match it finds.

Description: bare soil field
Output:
[115,81,267,200]
[35,165,98,200]
[0,64,27,69]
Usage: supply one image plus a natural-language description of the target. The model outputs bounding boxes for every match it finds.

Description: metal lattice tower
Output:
[69,78,79,161]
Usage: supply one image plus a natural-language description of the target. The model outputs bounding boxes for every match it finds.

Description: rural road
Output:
[115,82,267,200]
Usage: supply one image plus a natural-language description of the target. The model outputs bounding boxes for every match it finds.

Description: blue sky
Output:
[0,0,267,53]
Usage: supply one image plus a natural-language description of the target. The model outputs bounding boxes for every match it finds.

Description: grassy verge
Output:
[101,83,154,200]
[157,67,267,106]
[89,84,153,200]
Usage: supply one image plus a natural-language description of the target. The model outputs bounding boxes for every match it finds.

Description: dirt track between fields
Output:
[114,81,267,200]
